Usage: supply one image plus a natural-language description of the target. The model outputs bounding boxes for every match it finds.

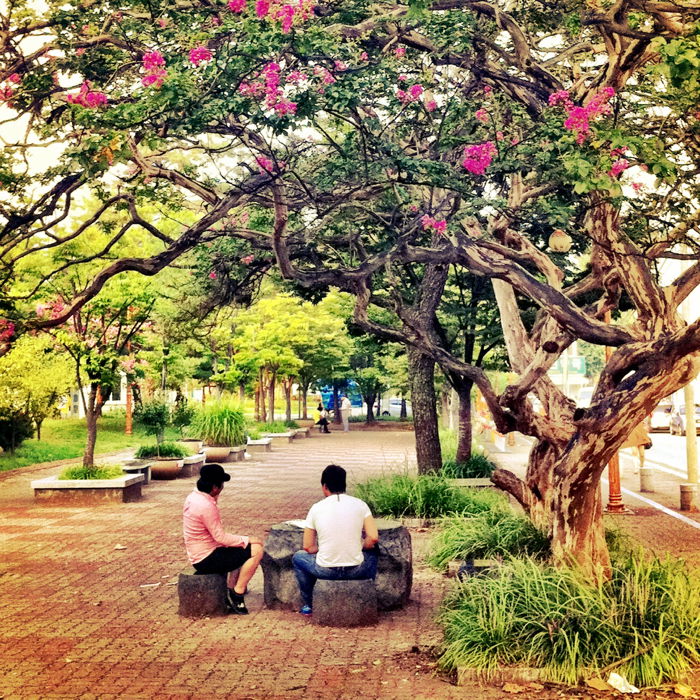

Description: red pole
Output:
[125,383,133,436]
[604,311,626,513]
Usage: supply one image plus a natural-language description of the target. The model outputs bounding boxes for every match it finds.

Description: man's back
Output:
[306,494,370,567]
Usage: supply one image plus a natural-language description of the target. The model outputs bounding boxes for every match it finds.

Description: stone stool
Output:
[312,579,378,627]
[177,571,228,617]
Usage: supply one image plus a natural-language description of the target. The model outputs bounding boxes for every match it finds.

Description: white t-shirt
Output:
[304,494,371,567]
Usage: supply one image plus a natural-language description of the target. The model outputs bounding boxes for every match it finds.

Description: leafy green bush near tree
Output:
[0,413,34,454]
[353,474,509,519]
[135,400,170,444]
[441,453,496,479]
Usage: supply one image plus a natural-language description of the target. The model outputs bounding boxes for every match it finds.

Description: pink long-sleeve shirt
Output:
[183,489,249,564]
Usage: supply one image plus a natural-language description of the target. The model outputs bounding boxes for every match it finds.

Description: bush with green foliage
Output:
[441,453,496,479]
[136,400,170,444]
[172,401,195,437]
[0,412,34,453]
[427,510,551,569]
[191,401,246,446]
[251,419,295,433]
[438,553,700,686]
[353,474,509,519]
[135,441,188,459]
[58,463,124,480]
[283,419,300,429]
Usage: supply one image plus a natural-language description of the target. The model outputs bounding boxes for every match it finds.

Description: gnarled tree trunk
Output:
[408,346,442,474]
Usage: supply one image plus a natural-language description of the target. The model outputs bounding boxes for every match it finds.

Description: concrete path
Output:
[0,430,468,699]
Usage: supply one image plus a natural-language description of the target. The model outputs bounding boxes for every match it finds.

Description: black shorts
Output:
[193,544,252,575]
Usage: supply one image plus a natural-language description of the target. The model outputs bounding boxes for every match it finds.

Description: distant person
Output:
[183,463,264,614]
[292,464,379,616]
[340,394,352,432]
[621,420,652,473]
[315,402,331,433]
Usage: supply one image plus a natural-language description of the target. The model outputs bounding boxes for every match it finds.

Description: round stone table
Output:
[261,519,412,611]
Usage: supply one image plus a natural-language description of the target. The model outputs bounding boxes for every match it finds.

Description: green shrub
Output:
[353,474,510,519]
[427,510,550,569]
[58,464,124,480]
[0,412,34,453]
[135,441,188,459]
[246,426,262,440]
[441,453,496,479]
[438,553,700,686]
[283,419,300,429]
[172,401,195,436]
[191,401,246,446]
[252,419,294,433]
[136,400,170,443]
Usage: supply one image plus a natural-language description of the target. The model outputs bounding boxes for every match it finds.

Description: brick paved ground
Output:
[1,429,698,699]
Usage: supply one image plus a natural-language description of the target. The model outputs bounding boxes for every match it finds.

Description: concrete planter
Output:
[202,446,232,463]
[31,473,144,505]
[150,457,184,480]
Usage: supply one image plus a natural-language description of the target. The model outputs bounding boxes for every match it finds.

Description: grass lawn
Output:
[0,414,182,472]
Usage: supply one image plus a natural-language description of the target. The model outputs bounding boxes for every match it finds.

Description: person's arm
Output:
[303,528,318,554]
[200,502,249,548]
[362,514,379,549]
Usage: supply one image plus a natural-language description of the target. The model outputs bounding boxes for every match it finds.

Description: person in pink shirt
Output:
[183,463,264,614]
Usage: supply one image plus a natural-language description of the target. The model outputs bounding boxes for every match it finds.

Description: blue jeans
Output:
[292,549,378,608]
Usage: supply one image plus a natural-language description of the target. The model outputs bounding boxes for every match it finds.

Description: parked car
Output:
[649,403,674,432]
[669,404,700,436]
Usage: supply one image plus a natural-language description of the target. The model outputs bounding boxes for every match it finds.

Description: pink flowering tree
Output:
[43,285,156,469]
[2,0,700,576]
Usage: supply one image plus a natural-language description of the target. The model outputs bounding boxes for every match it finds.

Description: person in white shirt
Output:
[292,464,379,615]
[340,395,352,432]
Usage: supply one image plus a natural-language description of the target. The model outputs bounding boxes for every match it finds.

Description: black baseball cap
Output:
[199,464,231,482]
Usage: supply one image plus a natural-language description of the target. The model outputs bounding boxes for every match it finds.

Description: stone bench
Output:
[121,461,152,485]
[292,427,310,438]
[261,432,295,444]
[312,579,378,627]
[228,446,246,462]
[261,519,412,612]
[181,453,205,478]
[447,478,495,489]
[246,438,272,453]
[177,571,228,618]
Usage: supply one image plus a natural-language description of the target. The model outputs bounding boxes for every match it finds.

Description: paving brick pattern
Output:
[0,431,469,699]
[1,429,698,699]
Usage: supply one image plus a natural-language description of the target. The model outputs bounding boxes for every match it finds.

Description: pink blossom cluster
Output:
[189,46,213,66]
[66,81,108,107]
[228,0,246,10]
[313,65,336,85]
[474,108,489,123]
[0,74,20,103]
[548,87,615,145]
[142,51,167,88]
[608,158,629,178]
[209,271,218,279]
[462,142,497,175]
[240,254,255,264]
[256,155,275,173]
[254,0,315,34]
[421,215,447,234]
[0,319,14,344]
[240,63,297,116]
[36,299,66,320]
[396,83,423,104]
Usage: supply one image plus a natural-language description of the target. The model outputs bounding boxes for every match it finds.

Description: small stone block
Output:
[177,572,228,618]
[312,579,378,627]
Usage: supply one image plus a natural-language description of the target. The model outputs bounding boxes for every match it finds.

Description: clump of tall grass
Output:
[427,510,550,569]
[353,474,509,519]
[438,552,700,686]
[191,401,246,446]
[441,453,496,479]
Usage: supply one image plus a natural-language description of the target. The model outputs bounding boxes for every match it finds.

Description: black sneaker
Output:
[226,589,248,615]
